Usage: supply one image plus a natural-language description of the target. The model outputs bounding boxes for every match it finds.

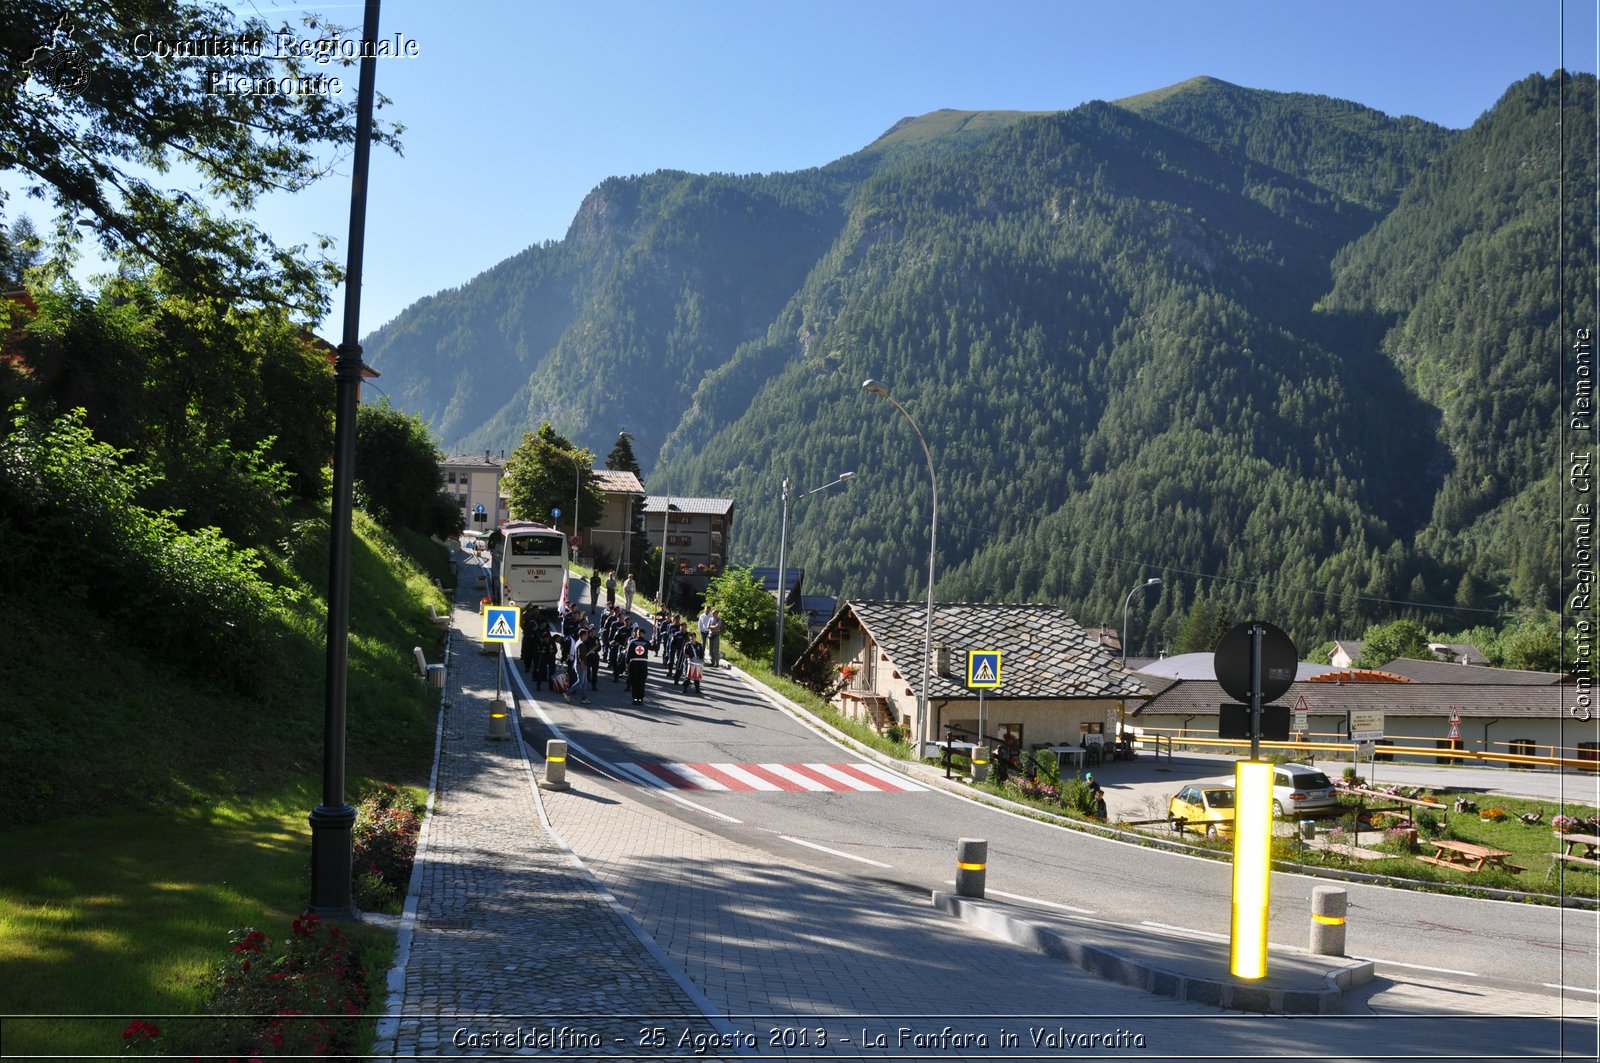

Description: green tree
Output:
[2,0,402,314]
[1172,596,1231,654]
[1353,618,1434,669]
[502,423,606,533]
[353,400,454,536]
[702,564,806,663]
[605,430,642,476]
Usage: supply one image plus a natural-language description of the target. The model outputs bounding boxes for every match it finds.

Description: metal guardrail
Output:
[1128,732,1598,772]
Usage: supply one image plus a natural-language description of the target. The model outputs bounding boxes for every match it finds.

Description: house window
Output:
[1579,742,1600,769]
[999,724,1023,749]
[1434,737,1463,766]
[447,471,456,484]
[1508,738,1536,758]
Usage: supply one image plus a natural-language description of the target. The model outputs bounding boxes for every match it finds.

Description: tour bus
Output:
[495,520,568,610]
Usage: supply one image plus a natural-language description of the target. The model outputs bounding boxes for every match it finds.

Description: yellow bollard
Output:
[539,739,570,791]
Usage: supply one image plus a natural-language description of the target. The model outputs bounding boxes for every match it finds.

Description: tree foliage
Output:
[501,422,606,532]
[354,399,456,538]
[1,0,402,314]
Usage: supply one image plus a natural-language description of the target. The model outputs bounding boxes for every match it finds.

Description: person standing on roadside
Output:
[605,570,618,609]
[706,608,724,667]
[588,570,601,615]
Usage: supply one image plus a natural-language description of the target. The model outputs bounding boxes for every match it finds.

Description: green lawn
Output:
[0,784,396,1057]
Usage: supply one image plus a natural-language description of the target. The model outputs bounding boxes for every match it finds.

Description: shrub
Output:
[352,784,423,909]
[1415,809,1441,836]
[189,914,370,1057]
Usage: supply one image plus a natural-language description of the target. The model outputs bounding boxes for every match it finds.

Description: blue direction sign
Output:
[967,650,1002,689]
[482,604,519,644]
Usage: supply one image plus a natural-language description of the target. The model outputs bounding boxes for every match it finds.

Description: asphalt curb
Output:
[930,890,1375,1015]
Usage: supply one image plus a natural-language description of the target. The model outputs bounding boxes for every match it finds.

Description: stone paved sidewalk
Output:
[372,552,721,1059]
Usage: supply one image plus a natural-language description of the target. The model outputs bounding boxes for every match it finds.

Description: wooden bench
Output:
[1552,852,1600,870]
[1422,839,1524,874]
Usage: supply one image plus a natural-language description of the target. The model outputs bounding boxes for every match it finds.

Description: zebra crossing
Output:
[613,761,929,793]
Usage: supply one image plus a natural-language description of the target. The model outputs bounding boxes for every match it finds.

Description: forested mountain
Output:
[361,73,1596,655]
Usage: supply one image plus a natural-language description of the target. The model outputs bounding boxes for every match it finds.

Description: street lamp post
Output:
[773,472,855,675]
[1121,577,1162,668]
[861,379,938,749]
[309,0,381,919]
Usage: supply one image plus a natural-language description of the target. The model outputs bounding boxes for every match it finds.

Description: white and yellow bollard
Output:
[1309,886,1347,957]
[539,739,570,791]
[487,698,510,740]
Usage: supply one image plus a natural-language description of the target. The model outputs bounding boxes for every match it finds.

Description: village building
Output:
[440,452,509,534]
[642,495,734,596]
[1130,654,1587,766]
[588,469,646,573]
[798,600,1148,756]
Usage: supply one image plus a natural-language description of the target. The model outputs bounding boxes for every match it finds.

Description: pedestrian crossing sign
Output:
[967,650,1001,689]
[482,605,519,643]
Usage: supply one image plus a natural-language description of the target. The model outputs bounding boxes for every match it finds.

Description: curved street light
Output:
[774,471,856,674]
[861,378,938,748]
[1121,576,1162,668]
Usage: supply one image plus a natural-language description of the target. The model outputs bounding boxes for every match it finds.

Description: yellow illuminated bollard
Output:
[1309,885,1347,956]
[1229,759,1273,979]
[971,746,989,783]
[488,698,509,740]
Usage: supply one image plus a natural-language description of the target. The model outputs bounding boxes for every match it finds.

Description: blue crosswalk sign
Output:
[483,605,519,643]
[967,650,1001,689]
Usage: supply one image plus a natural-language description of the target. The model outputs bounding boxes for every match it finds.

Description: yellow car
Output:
[1168,785,1236,838]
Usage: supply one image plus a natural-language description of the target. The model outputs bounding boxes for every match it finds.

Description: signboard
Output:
[1219,703,1290,742]
[482,604,519,644]
[1292,693,1309,734]
[1214,622,1297,705]
[966,650,1002,689]
[1349,709,1385,743]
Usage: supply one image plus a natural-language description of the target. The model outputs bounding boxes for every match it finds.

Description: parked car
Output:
[1271,764,1340,819]
[1168,785,1236,837]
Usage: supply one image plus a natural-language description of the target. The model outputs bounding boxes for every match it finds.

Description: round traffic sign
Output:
[1214,621,1298,705]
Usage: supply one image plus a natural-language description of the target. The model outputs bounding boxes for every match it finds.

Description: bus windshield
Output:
[511,535,563,557]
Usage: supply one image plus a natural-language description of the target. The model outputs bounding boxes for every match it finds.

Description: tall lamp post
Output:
[861,379,938,749]
[1121,577,1162,668]
[310,0,381,918]
[774,472,855,674]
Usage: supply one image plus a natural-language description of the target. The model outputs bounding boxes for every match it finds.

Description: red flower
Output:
[122,1019,160,1042]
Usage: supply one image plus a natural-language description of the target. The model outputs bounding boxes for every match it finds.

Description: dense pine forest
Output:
[361,73,1598,657]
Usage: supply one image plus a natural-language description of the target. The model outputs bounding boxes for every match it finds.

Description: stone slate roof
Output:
[1375,657,1565,685]
[811,600,1148,701]
[642,495,734,515]
[594,469,644,495]
[1134,679,1569,720]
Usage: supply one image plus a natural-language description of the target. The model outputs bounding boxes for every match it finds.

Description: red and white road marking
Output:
[615,761,927,793]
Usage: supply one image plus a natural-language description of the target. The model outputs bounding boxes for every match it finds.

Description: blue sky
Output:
[14,1,1600,337]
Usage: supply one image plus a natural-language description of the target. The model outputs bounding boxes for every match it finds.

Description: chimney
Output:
[934,642,950,676]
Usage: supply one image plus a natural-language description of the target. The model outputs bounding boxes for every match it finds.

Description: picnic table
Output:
[1552,832,1600,870]
[1418,838,1526,875]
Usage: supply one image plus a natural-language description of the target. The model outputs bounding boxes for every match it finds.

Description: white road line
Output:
[802,763,880,791]
[1540,982,1599,994]
[845,760,931,792]
[949,884,1096,915]
[711,763,784,791]
[613,762,669,789]
[1358,957,1481,978]
[757,763,832,791]
[662,762,730,790]
[1141,920,1227,941]
[779,835,895,868]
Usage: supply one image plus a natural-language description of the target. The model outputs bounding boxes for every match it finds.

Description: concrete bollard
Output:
[539,739,570,791]
[971,746,989,784]
[1309,885,1348,957]
[955,838,987,898]
[487,698,509,740]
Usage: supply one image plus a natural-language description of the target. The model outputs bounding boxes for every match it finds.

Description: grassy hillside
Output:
[0,512,448,1056]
